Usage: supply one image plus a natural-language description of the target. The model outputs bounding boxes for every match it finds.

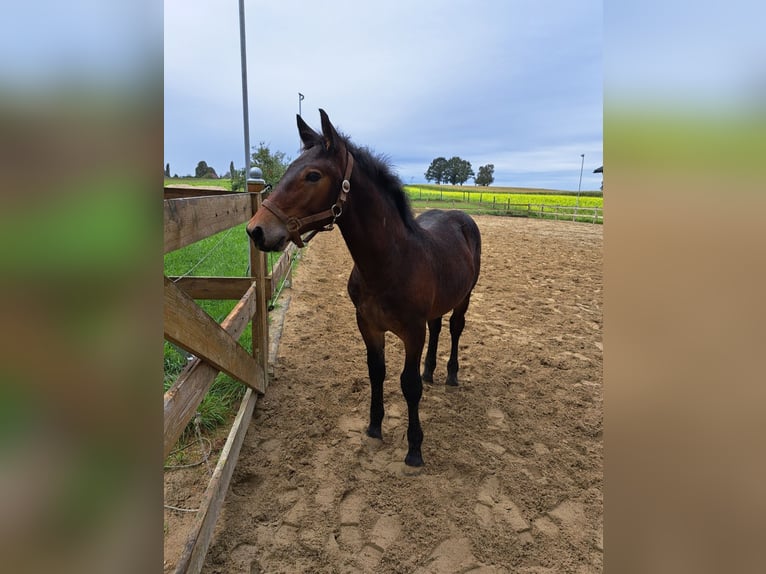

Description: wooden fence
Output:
[409,193,604,224]
[502,203,603,223]
[423,200,603,223]
[163,181,296,574]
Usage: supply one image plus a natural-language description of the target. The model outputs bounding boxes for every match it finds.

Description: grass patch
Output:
[163,341,240,439]
[164,177,233,191]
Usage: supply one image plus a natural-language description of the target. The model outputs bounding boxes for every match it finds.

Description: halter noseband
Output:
[261,149,354,248]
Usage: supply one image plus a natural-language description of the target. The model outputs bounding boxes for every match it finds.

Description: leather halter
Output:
[261,149,354,248]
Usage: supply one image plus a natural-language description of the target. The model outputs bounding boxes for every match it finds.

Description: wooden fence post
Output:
[248,171,269,391]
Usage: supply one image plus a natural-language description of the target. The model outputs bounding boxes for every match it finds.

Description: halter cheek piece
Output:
[261,150,354,248]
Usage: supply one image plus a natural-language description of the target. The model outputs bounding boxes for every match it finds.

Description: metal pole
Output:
[577,153,585,205]
[239,0,251,183]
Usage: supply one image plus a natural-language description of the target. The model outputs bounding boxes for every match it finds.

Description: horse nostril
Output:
[247,225,265,248]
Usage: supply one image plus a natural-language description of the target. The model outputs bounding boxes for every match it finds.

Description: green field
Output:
[164,177,233,190]
[403,185,603,222]
[409,183,602,197]
[405,185,602,206]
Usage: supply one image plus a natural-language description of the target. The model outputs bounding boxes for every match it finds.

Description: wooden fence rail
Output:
[164,275,265,394]
[410,195,604,224]
[503,203,603,223]
[163,183,296,574]
[164,193,255,254]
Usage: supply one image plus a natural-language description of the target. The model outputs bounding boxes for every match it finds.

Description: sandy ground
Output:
[164,214,603,573]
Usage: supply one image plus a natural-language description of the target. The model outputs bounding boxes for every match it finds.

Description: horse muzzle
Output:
[246,211,289,252]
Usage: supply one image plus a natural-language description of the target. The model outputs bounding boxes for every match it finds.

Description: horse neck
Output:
[336,173,413,278]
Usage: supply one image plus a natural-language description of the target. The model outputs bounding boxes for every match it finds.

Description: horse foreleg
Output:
[422,317,442,383]
[401,324,426,466]
[357,312,385,439]
[446,297,471,386]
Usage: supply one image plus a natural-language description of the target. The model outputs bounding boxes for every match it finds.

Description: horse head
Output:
[246,109,353,251]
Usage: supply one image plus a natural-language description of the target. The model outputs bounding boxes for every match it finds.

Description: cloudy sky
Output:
[165,0,602,190]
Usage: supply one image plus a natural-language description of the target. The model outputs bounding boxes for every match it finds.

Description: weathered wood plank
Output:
[164,276,264,394]
[164,186,234,200]
[163,284,257,458]
[167,276,253,300]
[173,387,258,574]
[164,194,254,254]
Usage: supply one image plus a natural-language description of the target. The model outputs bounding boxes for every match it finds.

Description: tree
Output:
[194,161,208,178]
[425,157,448,184]
[228,161,236,179]
[475,164,495,186]
[459,159,475,185]
[445,156,474,186]
[251,142,290,187]
[231,143,290,191]
[164,163,170,178]
[194,160,218,179]
[231,168,245,191]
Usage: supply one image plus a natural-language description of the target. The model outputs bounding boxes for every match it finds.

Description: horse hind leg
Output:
[446,296,471,386]
[422,317,442,383]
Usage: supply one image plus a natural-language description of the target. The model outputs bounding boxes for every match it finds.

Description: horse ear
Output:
[319,109,343,153]
[297,114,321,149]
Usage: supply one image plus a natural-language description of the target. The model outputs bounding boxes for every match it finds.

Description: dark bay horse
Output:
[247,110,481,466]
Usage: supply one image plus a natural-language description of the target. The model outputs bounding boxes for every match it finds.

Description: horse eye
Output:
[305,171,321,182]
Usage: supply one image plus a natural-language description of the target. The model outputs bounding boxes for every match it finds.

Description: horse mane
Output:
[336,134,418,231]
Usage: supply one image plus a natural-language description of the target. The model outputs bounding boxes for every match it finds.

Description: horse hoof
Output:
[422,372,434,384]
[367,426,382,440]
[404,452,424,467]
[446,378,459,387]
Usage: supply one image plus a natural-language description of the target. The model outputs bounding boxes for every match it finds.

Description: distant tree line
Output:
[425,157,494,186]
[163,143,290,189]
